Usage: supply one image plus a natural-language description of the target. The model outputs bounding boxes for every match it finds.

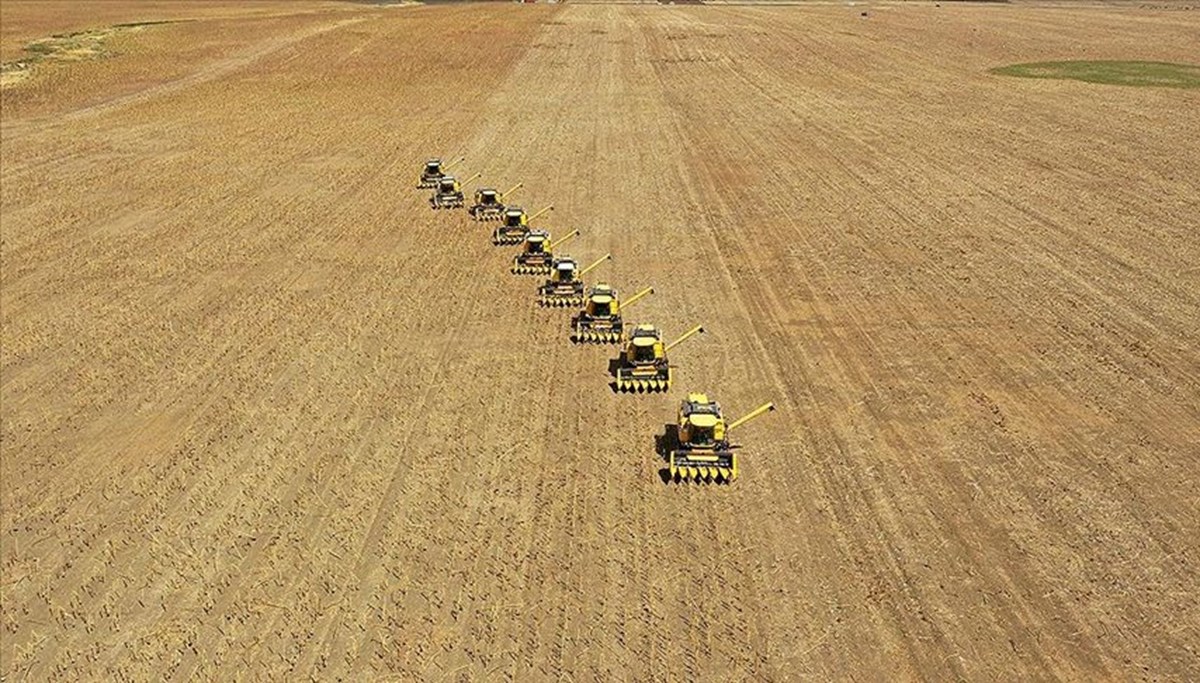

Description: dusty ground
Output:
[2,1,1199,679]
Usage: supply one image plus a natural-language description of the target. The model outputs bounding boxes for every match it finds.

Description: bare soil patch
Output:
[2,1,1198,680]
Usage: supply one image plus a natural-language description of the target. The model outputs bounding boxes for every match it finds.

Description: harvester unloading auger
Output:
[430,172,480,210]
[615,324,704,392]
[493,205,553,245]
[512,229,579,275]
[537,253,611,307]
[570,285,653,344]
[417,156,463,189]
[666,395,775,484]
[469,183,523,221]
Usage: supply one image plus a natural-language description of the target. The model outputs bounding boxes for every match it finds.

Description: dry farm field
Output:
[2,0,1199,679]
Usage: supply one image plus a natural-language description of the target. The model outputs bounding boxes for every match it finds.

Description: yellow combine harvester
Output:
[417,156,463,189]
[569,285,653,343]
[492,205,552,245]
[614,324,704,392]
[537,254,610,307]
[666,394,775,483]
[430,172,480,210]
[468,183,522,221]
[511,229,579,275]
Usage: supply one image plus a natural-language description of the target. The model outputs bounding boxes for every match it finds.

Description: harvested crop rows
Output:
[2,1,1199,680]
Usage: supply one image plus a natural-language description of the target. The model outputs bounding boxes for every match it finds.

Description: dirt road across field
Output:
[3,1,1198,679]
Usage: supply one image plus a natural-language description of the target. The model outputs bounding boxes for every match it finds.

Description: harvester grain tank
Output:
[570,285,653,343]
[512,229,579,275]
[667,395,775,483]
[430,172,480,210]
[615,324,703,392]
[417,156,462,189]
[537,253,611,307]
[493,205,553,245]
[469,183,523,221]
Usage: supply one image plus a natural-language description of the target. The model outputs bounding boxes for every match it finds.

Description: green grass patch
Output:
[23,42,56,55]
[1,20,188,88]
[111,20,188,29]
[991,60,1200,89]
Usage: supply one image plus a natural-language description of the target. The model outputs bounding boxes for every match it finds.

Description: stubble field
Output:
[2,0,1198,679]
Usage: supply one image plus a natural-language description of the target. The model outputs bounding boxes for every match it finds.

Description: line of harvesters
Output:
[420,157,776,484]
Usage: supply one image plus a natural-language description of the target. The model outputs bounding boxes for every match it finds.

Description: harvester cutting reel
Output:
[513,262,552,275]
[618,375,672,392]
[574,330,623,343]
[538,293,586,308]
[668,455,739,484]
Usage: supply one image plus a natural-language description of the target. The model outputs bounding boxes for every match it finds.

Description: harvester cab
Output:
[469,182,522,221]
[615,324,704,392]
[631,330,660,362]
[537,253,610,307]
[588,287,615,317]
[667,394,775,483]
[512,229,579,275]
[570,285,653,343]
[526,231,549,253]
[493,204,552,245]
[418,156,462,189]
[553,259,578,284]
[430,171,480,210]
